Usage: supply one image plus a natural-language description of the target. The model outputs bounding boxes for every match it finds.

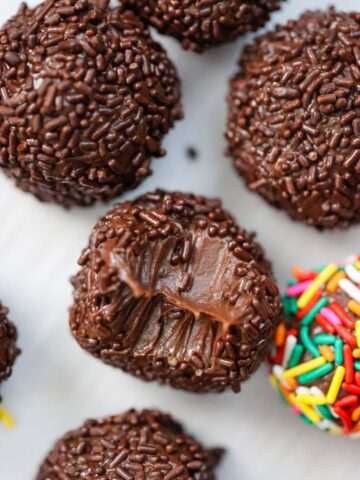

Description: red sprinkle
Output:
[344,344,355,384]
[335,324,357,347]
[287,329,299,337]
[333,407,352,434]
[342,384,360,395]
[329,302,355,329]
[315,313,335,334]
[356,372,360,387]
[334,394,358,408]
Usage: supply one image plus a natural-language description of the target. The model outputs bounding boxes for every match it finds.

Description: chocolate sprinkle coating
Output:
[0,303,20,383]
[123,0,283,53]
[37,409,223,479]
[0,0,182,207]
[70,190,281,393]
[227,9,360,229]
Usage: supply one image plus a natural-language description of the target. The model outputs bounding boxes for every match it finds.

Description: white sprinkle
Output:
[282,335,297,369]
[272,365,284,381]
[339,278,360,303]
[345,264,360,284]
[296,386,311,396]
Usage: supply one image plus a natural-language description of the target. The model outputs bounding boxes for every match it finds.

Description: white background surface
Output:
[0,0,360,479]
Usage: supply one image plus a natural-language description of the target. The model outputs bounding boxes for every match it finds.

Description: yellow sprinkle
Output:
[355,261,360,270]
[0,405,15,429]
[289,394,321,423]
[356,321,360,348]
[326,366,345,404]
[298,263,338,309]
[348,300,360,318]
[327,271,346,293]
[269,374,278,390]
[353,349,360,359]
[319,345,335,363]
[282,356,326,380]
[295,394,327,405]
[352,406,360,422]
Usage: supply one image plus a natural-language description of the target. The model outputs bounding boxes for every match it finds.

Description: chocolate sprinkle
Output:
[123,0,283,53]
[227,9,360,229]
[0,303,20,383]
[37,409,223,479]
[0,0,182,207]
[70,190,281,393]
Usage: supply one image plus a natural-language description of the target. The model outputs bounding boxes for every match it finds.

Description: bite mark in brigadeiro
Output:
[123,0,283,52]
[0,303,20,385]
[227,9,360,229]
[37,409,223,479]
[70,190,281,393]
[0,0,182,207]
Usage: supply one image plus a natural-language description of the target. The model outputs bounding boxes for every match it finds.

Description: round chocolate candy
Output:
[269,256,360,436]
[70,190,281,393]
[0,0,182,207]
[37,409,223,479]
[227,9,360,229]
[0,303,20,384]
[123,0,283,52]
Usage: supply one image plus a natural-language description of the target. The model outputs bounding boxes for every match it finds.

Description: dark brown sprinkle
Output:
[0,0,182,207]
[70,190,281,393]
[186,146,199,161]
[227,8,360,230]
[0,303,20,383]
[36,409,223,480]
[123,0,283,52]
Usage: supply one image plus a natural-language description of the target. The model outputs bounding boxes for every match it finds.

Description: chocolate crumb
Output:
[0,303,20,384]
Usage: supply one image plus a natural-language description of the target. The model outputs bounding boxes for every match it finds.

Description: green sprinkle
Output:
[298,363,334,384]
[334,339,344,365]
[289,297,299,315]
[313,334,336,345]
[299,413,313,425]
[317,405,337,422]
[300,326,320,357]
[288,278,297,286]
[283,296,292,322]
[354,361,360,371]
[288,344,304,368]
[302,297,328,326]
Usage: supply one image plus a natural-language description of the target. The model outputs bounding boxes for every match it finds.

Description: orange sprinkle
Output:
[292,267,304,279]
[275,323,286,347]
[280,383,292,403]
[352,419,360,433]
[348,300,360,317]
[286,377,297,390]
[327,271,346,293]
[353,349,360,359]
[319,345,335,362]
[352,406,360,422]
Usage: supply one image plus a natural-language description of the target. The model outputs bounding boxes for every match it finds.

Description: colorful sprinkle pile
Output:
[269,255,360,437]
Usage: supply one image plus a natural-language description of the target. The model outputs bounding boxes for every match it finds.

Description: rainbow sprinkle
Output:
[269,256,360,437]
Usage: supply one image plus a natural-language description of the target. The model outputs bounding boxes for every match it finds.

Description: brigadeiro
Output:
[227,9,360,229]
[123,0,283,53]
[70,190,281,393]
[0,303,20,384]
[0,0,182,207]
[37,409,223,479]
[269,255,360,436]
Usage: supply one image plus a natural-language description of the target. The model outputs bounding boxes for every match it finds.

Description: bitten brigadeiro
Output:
[0,0,182,207]
[70,190,281,393]
[0,303,20,385]
[37,409,223,479]
[227,9,360,229]
[269,256,360,436]
[123,0,283,53]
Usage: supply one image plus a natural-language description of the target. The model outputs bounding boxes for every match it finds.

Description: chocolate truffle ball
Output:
[0,0,182,207]
[37,409,223,479]
[269,256,360,436]
[70,190,281,393]
[227,9,360,229]
[123,0,283,52]
[0,303,20,383]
